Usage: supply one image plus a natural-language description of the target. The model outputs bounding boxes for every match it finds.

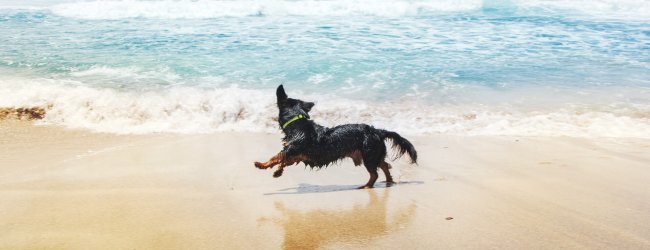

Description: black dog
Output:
[254,85,417,189]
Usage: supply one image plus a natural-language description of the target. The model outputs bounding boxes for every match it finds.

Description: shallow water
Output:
[1,0,649,137]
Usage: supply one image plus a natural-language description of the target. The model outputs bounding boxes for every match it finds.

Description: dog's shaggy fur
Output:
[254,85,417,188]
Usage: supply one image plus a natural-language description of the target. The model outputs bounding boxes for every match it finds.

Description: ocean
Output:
[1,0,649,137]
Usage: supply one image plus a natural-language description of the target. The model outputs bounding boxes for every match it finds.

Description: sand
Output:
[1,121,649,249]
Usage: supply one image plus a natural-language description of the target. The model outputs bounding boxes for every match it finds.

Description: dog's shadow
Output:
[263,181,423,195]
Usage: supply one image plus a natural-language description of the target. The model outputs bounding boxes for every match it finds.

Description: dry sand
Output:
[1,121,649,249]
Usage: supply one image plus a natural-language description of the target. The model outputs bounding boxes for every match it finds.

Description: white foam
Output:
[35,0,650,20]
[515,0,650,20]
[70,66,146,78]
[48,0,483,19]
[0,77,277,134]
[1,76,649,138]
[69,66,181,85]
[0,0,63,10]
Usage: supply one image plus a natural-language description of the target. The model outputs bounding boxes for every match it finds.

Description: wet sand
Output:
[1,121,650,249]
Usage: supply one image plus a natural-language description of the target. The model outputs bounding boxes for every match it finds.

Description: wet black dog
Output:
[254,85,417,188]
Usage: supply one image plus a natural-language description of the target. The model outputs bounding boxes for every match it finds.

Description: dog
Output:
[254,85,417,189]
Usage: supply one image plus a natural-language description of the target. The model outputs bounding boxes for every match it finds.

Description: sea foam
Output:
[2,0,648,21]
[49,0,482,19]
[39,0,650,20]
[2,76,649,138]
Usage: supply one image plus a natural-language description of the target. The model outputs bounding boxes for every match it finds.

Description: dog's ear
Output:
[276,85,288,104]
[302,102,315,112]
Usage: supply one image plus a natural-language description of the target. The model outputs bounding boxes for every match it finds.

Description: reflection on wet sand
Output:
[268,189,416,250]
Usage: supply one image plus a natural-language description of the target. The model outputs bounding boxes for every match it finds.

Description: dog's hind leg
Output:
[379,161,395,186]
[358,169,379,189]
[357,136,387,189]
[357,134,389,189]
[359,154,381,189]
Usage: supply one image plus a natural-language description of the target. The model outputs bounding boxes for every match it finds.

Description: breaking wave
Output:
[2,76,649,138]
[48,0,482,19]
[0,0,636,20]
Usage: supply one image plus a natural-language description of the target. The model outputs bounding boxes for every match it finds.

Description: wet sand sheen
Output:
[1,121,650,249]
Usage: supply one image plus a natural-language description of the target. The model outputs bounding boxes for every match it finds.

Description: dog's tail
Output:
[378,129,417,164]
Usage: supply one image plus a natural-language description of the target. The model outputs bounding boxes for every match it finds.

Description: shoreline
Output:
[1,121,650,249]
[2,79,650,137]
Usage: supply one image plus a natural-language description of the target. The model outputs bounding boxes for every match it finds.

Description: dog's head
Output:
[276,85,315,121]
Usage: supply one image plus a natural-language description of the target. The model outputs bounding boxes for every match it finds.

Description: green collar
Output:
[282,114,307,129]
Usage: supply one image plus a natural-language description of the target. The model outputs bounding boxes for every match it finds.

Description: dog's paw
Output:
[357,185,373,189]
[273,169,284,178]
[254,162,266,169]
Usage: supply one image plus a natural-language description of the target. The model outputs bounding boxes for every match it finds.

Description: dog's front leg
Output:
[264,145,295,172]
[273,153,307,178]
[273,163,287,178]
[254,152,282,169]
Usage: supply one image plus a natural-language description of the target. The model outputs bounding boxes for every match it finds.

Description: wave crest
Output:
[49,0,481,19]
[41,0,650,20]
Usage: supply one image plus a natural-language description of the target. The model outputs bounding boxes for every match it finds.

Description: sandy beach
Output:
[2,0,650,249]
[0,121,648,249]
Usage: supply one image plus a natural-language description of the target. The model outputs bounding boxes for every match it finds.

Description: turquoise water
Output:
[1,0,649,137]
